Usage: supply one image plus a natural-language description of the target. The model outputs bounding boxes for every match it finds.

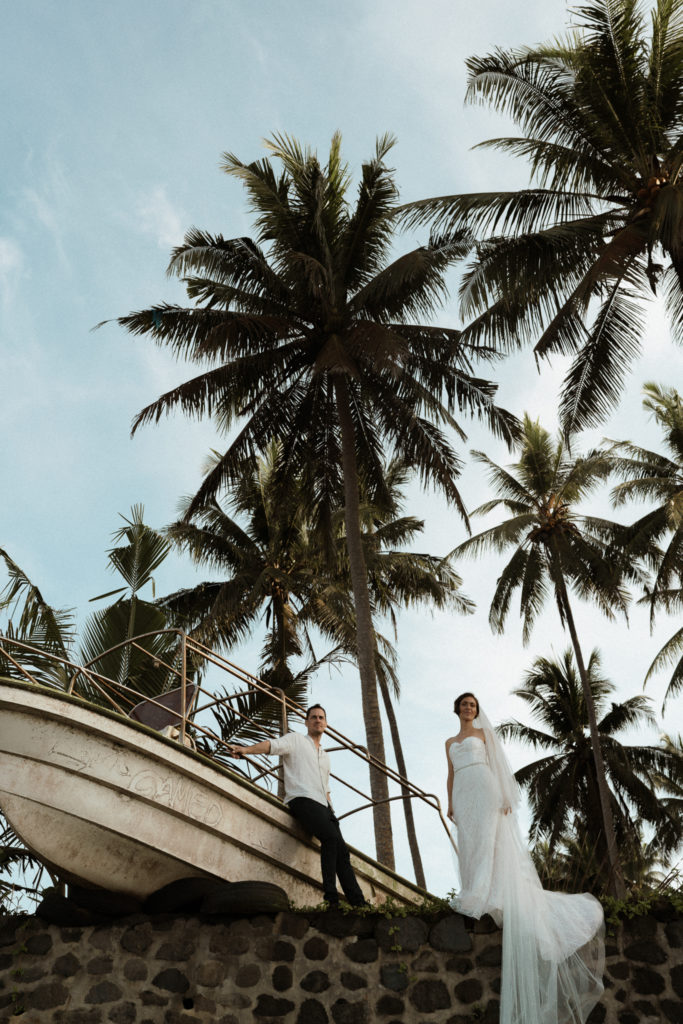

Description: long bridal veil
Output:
[450,707,605,1024]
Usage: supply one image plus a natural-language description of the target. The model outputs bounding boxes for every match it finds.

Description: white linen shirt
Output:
[267,731,330,807]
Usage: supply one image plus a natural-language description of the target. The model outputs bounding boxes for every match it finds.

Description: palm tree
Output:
[163,453,471,886]
[1,508,184,705]
[605,382,683,709]
[160,446,343,779]
[0,549,76,688]
[0,514,182,907]
[80,506,184,703]
[161,444,319,691]
[113,133,517,866]
[500,648,681,891]
[400,0,683,436]
[452,414,645,895]
[315,459,473,888]
[531,828,607,893]
[0,819,55,914]
[655,732,683,858]
[658,731,683,793]
[0,554,69,909]
[532,822,676,893]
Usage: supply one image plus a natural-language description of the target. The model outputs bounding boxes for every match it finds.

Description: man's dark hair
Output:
[305,703,327,719]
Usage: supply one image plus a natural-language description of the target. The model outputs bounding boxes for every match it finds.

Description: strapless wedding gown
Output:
[449,736,604,1024]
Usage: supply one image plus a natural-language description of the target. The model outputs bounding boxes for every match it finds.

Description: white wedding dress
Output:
[449,734,605,1024]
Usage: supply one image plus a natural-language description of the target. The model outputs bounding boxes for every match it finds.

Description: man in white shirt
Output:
[228,704,366,907]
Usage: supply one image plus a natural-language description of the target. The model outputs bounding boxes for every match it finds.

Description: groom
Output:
[228,704,367,907]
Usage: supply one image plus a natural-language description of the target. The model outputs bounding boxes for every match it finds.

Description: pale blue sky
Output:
[2,0,681,894]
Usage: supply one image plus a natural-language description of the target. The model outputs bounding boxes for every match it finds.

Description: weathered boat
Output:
[0,634,451,907]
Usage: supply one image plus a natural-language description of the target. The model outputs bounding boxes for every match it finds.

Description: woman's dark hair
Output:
[305,703,327,719]
[453,692,479,716]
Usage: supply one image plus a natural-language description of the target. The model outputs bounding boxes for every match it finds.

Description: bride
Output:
[446,691,605,1024]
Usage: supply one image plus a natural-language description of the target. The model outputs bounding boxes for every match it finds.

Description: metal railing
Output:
[0,630,456,871]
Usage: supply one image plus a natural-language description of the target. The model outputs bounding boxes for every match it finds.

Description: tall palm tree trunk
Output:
[551,546,626,898]
[377,673,426,888]
[334,376,395,868]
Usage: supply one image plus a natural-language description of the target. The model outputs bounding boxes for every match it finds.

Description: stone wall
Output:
[0,905,680,1023]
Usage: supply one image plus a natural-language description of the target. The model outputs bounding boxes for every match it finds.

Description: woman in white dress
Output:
[446,691,605,1024]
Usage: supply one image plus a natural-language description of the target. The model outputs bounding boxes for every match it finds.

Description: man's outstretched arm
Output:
[228,740,271,758]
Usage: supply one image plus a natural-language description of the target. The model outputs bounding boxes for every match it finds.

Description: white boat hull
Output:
[0,681,425,906]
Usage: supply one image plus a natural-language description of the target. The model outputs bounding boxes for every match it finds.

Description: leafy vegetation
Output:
[400,0,683,436]
[501,648,681,892]
[113,132,517,866]
[451,414,648,893]
[604,382,683,709]
[2,0,683,907]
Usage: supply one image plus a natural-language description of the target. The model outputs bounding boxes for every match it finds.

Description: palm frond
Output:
[0,549,75,655]
[558,280,647,435]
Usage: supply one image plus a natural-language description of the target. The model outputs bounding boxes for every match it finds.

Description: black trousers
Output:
[288,797,365,905]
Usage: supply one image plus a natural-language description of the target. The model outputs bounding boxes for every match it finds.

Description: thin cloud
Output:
[23,160,73,272]
[136,186,186,250]
[0,237,24,306]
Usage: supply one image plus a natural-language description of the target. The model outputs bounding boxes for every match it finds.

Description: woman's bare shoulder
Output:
[445,736,458,751]
[474,727,486,742]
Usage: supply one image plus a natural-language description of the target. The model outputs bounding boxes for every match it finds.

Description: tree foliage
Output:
[113,132,517,866]
[452,414,649,892]
[604,382,683,708]
[452,414,641,641]
[116,133,517,525]
[501,649,682,890]
[400,0,683,435]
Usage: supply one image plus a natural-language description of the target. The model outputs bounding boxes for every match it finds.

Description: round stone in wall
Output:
[375,916,428,952]
[272,964,293,990]
[297,998,329,1023]
[301,969,330,993]
[408,979,451,1013]
[429,916,472,953]
[304,936,330,960]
